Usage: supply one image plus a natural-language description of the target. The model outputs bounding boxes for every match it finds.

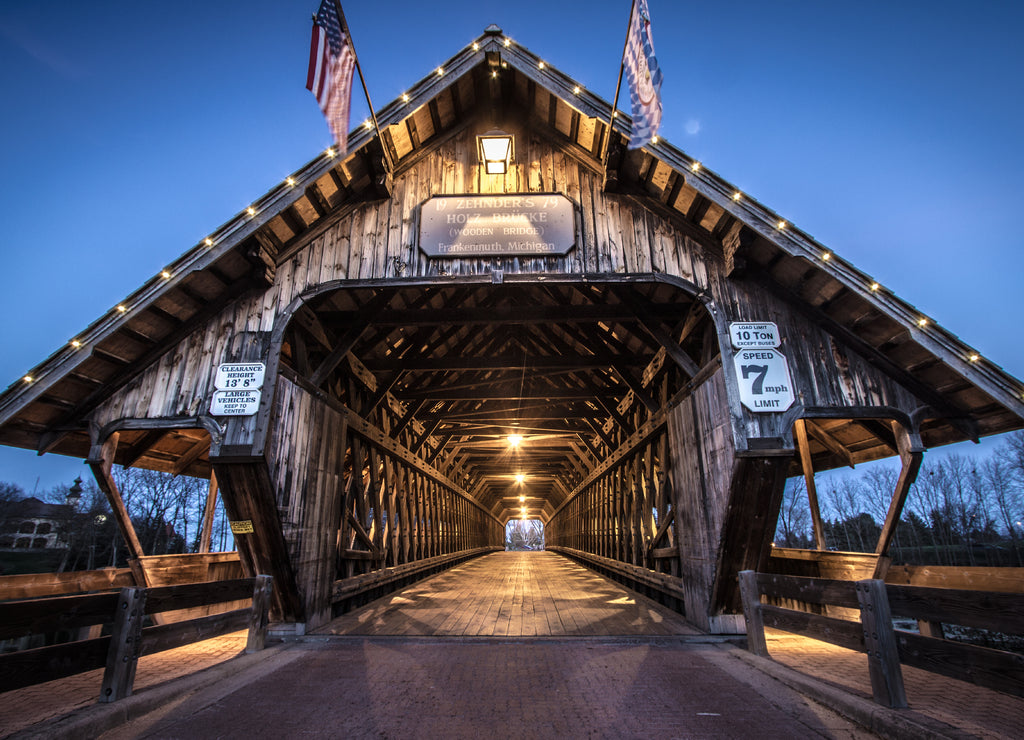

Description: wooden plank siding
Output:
[90,128,924,446]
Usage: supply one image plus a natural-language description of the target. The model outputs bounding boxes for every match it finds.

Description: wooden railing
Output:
[738,570,1024,707]
[332,546,500,612]
[0,575,272,702]
[548,546,685,607]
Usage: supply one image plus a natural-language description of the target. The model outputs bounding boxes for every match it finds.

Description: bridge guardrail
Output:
[738,570,1024,707]
[0,575,272,702]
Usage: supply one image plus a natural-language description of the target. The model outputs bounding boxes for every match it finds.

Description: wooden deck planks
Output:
[318,551,698,637]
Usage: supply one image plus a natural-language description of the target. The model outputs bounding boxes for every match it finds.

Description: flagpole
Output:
[331,0,394,174]
[600,0,637,164]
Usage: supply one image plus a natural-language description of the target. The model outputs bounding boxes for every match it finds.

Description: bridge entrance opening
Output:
[261,275,724,626]
[505,519,544,551]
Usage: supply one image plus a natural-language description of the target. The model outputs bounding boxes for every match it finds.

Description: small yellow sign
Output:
[229,520,255,534]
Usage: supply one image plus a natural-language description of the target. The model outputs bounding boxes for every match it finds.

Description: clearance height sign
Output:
[729,323,795,413]
[209,362,266,416]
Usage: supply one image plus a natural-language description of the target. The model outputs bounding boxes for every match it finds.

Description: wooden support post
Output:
[246,575,273,653]
[87,433,146,564]
[198,471,219,554]
[855,578,907,708]
[874,423,924,578]
[99,586,147,703]
[794,419,827,550]
[738,570,769,657]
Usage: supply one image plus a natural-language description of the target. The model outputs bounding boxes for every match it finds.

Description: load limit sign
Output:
[733,348,795,412]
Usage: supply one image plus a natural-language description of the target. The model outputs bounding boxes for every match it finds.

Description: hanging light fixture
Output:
[477,130,515,175]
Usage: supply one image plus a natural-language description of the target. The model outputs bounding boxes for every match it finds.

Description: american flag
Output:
[623,0,663,148]
[306,0,355,153]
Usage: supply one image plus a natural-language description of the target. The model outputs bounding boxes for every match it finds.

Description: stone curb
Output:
[7,643,294,740]
[722,645,975,740]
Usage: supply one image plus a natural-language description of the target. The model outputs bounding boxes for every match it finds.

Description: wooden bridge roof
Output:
[0,27,1021,492]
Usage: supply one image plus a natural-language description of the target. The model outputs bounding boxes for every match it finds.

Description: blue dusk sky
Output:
[0,1,1022,493]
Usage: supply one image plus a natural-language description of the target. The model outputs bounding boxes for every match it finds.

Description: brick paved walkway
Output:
[0,632,249,738]
[98,640,872,739]
[763,629,1024,739]
[4,554,1024,739]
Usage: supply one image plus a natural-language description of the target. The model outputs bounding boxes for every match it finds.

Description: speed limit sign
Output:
[733,348,795,412]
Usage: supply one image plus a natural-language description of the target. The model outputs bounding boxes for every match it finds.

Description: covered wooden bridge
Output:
[1,26,1022,644]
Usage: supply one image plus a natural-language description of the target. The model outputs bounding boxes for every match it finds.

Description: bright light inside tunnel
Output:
[507,434,523,447]
[515,473,525,484]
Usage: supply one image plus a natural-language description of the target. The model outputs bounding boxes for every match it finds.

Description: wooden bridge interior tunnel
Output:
[210,276,759,631]
[200,276,947,634]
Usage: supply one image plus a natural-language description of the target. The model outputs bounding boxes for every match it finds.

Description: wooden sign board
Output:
[419,194,575,257]
[229,520,254,534]
[210,389,261,416]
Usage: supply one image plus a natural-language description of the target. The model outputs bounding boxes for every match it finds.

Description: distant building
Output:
[0,497,70,550]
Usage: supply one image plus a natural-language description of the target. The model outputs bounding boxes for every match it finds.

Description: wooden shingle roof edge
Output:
[1,27,1022,440]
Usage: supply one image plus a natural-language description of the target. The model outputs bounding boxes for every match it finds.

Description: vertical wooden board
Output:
[327,213,351,281]
[330,218,353,282]
[577,170,598,272]
[342,208,363,281]
[356,201,379,280]
[413,152,433,277]
[372,201,392,280]
[541,144,555,203]
[276,244,304,310]
[633,208,654,273]
[314,220,338,286]
[618,203,638,272]
[650,220,671,276]
[300,233,324,292]
[399,168,419,273]
[670,231,693,284]
[147,344,184,418]
[687,236,710,290]
[382,176,405,278]
[593,180,613,272]
[175,331,208,415]
[606,196,626,271]
[564,162,584,274]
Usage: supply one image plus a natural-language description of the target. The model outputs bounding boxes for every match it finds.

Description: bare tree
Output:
[980,456,1023,565]
[111,467,211,555]
[823,478,871,551]
[775,478,811,548]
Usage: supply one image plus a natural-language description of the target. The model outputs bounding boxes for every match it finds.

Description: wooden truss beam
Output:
[86,433,146,565]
